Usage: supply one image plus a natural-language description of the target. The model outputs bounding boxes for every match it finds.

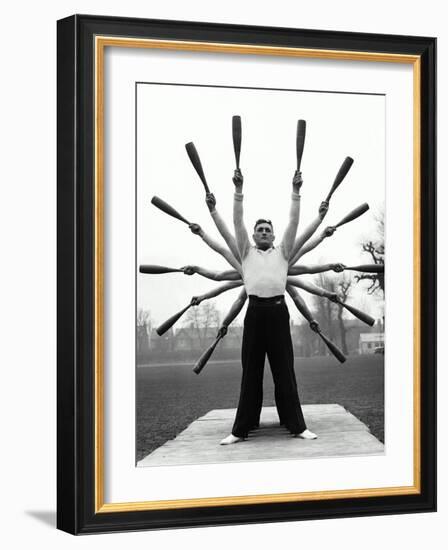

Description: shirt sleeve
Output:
[233,191,250,259]
[280,191,301,259]
[210,209,241,262]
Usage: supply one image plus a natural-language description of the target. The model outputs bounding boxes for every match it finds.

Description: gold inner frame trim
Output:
[94,35,421,514]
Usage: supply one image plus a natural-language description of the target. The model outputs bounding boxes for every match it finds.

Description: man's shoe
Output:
[295,429,317,440]
[220,434,244,445]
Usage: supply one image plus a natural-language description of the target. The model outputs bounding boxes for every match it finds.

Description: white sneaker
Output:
[220,434,244,445]
[295,429,317,440]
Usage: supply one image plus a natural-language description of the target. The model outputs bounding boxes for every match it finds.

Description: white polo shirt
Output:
[242,246,288,298]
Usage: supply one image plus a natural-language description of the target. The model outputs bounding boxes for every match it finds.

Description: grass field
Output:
[136,354,384,462]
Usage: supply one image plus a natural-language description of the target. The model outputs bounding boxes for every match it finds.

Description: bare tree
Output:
[292,320,319,357]
[356,209,384,295]
[136,308,151,353]
[183,301,220,349]
[308,273,352,355]
[311,274,339,355]
[336,275,352,355]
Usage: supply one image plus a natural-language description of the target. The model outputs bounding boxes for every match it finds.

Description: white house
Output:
[359,332,384,354]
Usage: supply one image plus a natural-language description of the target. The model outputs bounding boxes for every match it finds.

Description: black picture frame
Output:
[57,14,436,535]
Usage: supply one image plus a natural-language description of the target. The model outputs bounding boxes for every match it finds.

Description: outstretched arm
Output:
[288,262,345,275]
[286,285,319,331]
[233,170,251,260]
[188,223,241,272]
[217,288,248,337]
[194,289,248,374]
[287,285,346,363]
[191,281,243,305]
[182,265,242,281]
[205,193,241,262]
[291,225,337,263]
[287,277,338,299]
[280,172,302,259]
[289,201,329,264]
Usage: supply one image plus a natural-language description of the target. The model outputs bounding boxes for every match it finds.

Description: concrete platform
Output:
[137,404,384,467]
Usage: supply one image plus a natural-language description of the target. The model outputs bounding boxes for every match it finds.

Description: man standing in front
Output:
[220,168,316,445]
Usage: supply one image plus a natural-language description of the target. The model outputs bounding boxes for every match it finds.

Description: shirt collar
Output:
[255,246,275,254]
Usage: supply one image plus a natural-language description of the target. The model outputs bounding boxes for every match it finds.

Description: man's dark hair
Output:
[253,218,274,231]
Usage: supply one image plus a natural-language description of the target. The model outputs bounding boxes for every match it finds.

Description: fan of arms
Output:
[140,116,382,373]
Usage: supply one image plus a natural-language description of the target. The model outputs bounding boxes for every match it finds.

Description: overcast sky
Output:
[136,83,385,327]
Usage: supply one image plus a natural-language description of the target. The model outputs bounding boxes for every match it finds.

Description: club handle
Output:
[139,264,183,274]
[337,300,375,327]
[232,115,242,170]
[185,142,210,193]
[334,203,369,228]
[346,264,384,273]
[151,196,191,225]
[296,119,306,171]
[325,157,354,202]
[193,334,223,375]
[156,304,192,335]
[317,330,346,363]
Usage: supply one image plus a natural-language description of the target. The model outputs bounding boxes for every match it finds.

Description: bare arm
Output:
[280,171,303,259]
[291,225,337,263]
[287,285,346,362]
[199,227,241,271]
[288,262,345,275]
[232,170,251,260]
[191,281,243,305]
[188,223,241,272]
[281,193,301,259]
[217,289,248,338]
[287,277,337,299]
[222,288,247,326]
[289,201,329,264]
[182,265,242,281]
[205,193,241,262]
[286,285,319,331]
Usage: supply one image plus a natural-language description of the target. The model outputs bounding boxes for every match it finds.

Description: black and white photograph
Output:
[136,83,385,467]
[0,0,441,544]
[53,13,435,535]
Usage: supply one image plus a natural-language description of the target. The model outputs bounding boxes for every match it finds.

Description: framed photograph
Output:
[57,14,436,534]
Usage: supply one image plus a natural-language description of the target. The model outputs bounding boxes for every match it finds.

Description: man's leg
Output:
[274,373,295,426]
[230,305,266,438]
[266,303,307,435]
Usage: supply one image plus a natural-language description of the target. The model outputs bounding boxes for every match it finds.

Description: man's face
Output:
[253,222,275,250]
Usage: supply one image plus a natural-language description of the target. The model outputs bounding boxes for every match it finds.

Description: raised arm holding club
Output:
[205,193,241,262]
[181,265,242,281]
[280,171,302,259]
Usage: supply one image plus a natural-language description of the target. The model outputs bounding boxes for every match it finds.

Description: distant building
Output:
[149,327,175,352]
[145,316,385,358]
[220,326,243,349]
[288,317,385,357]
[359,332,384,354]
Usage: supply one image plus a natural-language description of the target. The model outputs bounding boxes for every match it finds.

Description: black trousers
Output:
[232,296,307,437]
